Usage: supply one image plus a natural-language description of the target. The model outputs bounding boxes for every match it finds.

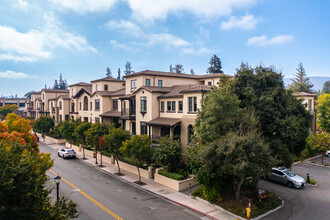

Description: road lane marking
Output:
[49,169,123,220]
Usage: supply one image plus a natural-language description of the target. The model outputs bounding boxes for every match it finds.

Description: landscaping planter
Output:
[65,143,80,152]
[115,160,152,179]
[45,135,66,144]
[154,168,198,192]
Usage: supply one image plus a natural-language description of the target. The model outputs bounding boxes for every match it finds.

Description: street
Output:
[39,142,205,220]
[259,162,330,220]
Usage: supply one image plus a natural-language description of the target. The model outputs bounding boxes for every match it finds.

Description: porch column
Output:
[170,126,174,137]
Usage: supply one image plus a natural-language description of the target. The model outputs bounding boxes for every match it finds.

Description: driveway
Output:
[259,162,330,220]
[309,154,330,166]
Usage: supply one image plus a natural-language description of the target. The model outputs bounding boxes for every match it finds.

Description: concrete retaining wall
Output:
[115,160,152,179]
[45,135,66,144]
[154,168,198,191]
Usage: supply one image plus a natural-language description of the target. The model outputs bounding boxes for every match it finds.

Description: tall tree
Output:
[58,73,68,90]
[32,116,54,141]
[103,128,130,174]
[0,105,18,119]
[74,122,92,159]
[289,63,314,93]
[322,80,330,93]
[189,76,273,201]
[117,68,121,80]
[317,93,330,132]
[190,69,195,75]
[308,132,330,165]
[124,62,134,75]
[24,91,35,99]
[169,65,173,73]
[234,64,312,167]
[53,80,59,89]
[106,67,112,77]
[121,135,152,184]
[206,54,223,74]
[59,121,76,147]
[173,64,184,73]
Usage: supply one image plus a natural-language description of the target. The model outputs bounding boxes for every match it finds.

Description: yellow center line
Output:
[49,169,123,220]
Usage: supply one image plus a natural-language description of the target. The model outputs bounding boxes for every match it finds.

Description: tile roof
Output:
[134,86,172,94]
[73,87,92,98]
[41,89,69,93]
[68,82,91,87]
[147,117,181,127]
[31,91,41,94]
[158,84,212,98]
[124,70,228,79]
[92,88,126,97]
[57,95,71,100]
[91,76,124,83]
[100,110,121,118]
[292,92,317,97]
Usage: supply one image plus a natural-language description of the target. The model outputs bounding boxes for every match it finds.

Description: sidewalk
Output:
[45,140,237,220]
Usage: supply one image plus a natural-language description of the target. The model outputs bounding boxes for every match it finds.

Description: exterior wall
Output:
[77,94,93,122]
[159,97,184,118]
[126,75,202,94]
[41,91,68,112]
[58,99,70,122]
[92,81,124,93]
[203,78,219,86]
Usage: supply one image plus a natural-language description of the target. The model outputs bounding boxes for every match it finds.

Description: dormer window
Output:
[104,85,108,91]
[146,79,150,87]
[158,80,163,87]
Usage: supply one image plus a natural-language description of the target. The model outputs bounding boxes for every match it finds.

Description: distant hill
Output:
[283,76,330,92]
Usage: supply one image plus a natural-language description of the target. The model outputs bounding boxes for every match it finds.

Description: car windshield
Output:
[283,170,295,177]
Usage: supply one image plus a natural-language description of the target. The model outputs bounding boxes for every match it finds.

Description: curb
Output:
[306,183,318,187]
[253,198,284,220]
[303,161,330,169]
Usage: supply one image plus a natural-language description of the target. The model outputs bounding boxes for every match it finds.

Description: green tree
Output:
[289,63,313,93]
[117,68,121,80]
[189,76,273,201]
[153,136,182,172]
[190,69,195,75]
[322,81,330,94]
[58,73,68,90]
[317,93,330,132]
[103,128,131,174]
[74,122,92,159]
[106,67,112,77]
[308,132,330,165]
[84,123,112,163]
[173,64,184,73]
[124,62,134,75]
[0,143,78,219]
[59,121,77,146]
[33,116,55,141]
[53,79,59,89]
[206,54,223,74]
[0,104,18,119]
[121,135,152,184]
[234,64,312,167]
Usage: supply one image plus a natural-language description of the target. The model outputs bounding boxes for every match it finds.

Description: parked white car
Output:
[325,150,330,157]
[269,167,306,188]
[58,148,76,159]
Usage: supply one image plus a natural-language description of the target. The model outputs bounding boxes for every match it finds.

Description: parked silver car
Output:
[325,150,330,157]
[58,148,76,159]
[269,167,306,188]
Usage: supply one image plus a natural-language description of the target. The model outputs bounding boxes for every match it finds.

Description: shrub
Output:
[158,169,187,181]
[192,185,222,204]
[305,178,317,185]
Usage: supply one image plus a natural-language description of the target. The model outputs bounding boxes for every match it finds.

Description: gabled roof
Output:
[57,95,71,100]
[124,70,228,80]
[180,85,212,93]
[91,76,124,83]
[292,92,317,97]
[134,86,172,94]
[91,88,126,97]
[41,89,69,93]
[158,84,212,98]
[68,82,91,87]
[147,117,181,127]
[100,110,121,118]
[73,87,92,98]
[31,91,41,95]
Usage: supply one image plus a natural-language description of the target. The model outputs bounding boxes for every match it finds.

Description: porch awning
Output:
[147,117,181,127]
[100,110,121,118]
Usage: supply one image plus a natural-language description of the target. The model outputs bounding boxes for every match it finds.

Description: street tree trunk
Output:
[236,176,244,202]
[137,167,141,183]
[115,157,121,174]
[83,146,86,159]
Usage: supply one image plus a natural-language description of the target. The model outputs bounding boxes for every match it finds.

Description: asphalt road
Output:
[310,154,330,165]
[259,162,330,220]
[39,142,205,220]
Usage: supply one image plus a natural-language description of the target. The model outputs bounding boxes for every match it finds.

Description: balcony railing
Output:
[121,108,136,120]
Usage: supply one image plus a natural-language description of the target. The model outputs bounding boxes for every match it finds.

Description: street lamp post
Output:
[54,175,61,202]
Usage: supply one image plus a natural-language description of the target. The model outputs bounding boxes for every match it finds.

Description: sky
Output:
[0,0,329,97]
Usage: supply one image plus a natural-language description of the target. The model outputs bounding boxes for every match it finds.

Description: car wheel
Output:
[287,181,294,188]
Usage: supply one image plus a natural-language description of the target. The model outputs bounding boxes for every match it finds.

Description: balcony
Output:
[121,108,136,120]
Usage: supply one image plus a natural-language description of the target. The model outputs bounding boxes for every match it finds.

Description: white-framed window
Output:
[188,97,197,113]
[131,80,137,92]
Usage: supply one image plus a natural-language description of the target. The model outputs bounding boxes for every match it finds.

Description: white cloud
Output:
[0,17,96,62]
[247,35,294,46]
[182,47,212,55]
[106,20,190,48]
[0,70,32,79]
[49,0,117,13]
[221,14,258,30]
[127,0,258,21]
[110,40,138,52]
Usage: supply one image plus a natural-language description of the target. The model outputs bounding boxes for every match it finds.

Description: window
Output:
[140,122,147,135]
[160,101,164,112]
[141,97,147,112]
[112,99,118,110]
[95,117,100,123]
[104,85,108,91]
[172,101,176,112]
[122,120,126,130]
[83,96,88,110]
[79,102,82,110]
[90,102,92,110]
[166,101,176,112]
[167,101,171,111]
[158,80,163,87]
[131,80,137,92]
[95,99,100,111]
[71,103,75,112]
[60,115,62,122]
[59,101,62,110]
[51,102,53,108]
[188,97,197,113]
[208,81,212,85]
[96,85,98,91]
[146,79,150,86]
[179,101,183,112]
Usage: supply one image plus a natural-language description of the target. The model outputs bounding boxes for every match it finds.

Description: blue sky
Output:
[0,0,329,97]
